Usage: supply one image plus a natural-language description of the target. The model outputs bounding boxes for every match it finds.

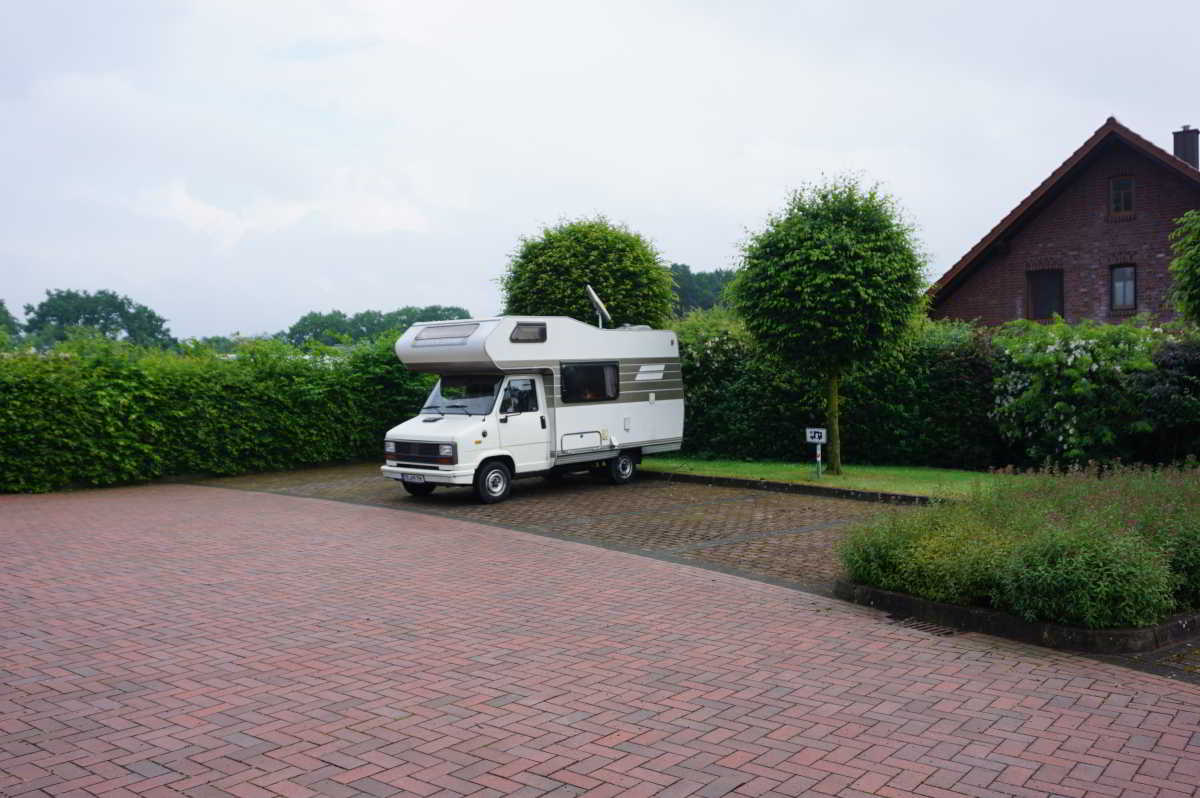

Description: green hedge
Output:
[0,336,431,493]
[839,465,1198,628]
[674,311,1005,469]
[674,311,1200,469]
[5,314,1200,493]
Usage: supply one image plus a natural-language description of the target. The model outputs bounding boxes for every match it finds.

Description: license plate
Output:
[401,474,425,484]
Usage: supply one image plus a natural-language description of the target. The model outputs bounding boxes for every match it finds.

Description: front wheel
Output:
[607,451,637,485]
[474,461,513,504]
[402,481,436,497]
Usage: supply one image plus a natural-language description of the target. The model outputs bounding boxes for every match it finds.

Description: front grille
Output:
[384,440,454,466]
[391,441,441,457]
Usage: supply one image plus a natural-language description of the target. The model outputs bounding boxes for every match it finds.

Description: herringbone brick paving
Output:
[198,464,879,589]
[4,484,1200,797]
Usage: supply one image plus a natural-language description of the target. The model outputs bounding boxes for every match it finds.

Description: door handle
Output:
[540,416,546,429]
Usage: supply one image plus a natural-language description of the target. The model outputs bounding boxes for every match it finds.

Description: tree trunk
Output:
[826,369,842,475]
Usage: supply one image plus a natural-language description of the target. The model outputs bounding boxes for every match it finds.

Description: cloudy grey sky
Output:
[3,1,1198,339]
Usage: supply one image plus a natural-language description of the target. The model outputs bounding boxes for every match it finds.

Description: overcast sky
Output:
[3,1,1199,338]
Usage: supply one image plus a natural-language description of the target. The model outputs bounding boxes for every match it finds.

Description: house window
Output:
[1111,265,1136,311]
[561,362,618,403]
[1027,270,1064,320]
[1109,177,1134,215]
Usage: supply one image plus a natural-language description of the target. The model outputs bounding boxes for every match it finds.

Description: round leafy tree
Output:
[730,177,925,474]
[23,289,174,348]
[501,217,675,328]
[1171,209,1200,325]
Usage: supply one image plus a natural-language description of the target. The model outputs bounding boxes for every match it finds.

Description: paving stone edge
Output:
[834,579,1200,653]
[641,469,934,505]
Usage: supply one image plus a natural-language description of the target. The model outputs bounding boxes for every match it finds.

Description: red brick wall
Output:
[932,140,1200,325]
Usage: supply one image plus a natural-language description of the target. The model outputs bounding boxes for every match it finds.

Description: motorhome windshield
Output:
[422,375,502,415]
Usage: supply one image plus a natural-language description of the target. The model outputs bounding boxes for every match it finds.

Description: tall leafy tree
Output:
[501,217,675,328]
[0,300,20,338]
[286,310,355,346]
[23,289,173,348]
[670,263,735,314]
[730,177,925,474]
[1170,209,1200,325]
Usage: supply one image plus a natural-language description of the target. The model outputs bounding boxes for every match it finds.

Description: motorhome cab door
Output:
[498,375,550,472]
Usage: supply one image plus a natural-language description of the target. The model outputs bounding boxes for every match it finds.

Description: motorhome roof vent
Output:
[616,324,652,331]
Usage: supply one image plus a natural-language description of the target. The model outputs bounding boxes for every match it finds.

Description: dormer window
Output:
[1109,176,1134,216]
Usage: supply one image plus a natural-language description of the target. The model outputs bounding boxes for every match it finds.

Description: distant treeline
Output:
[3,263,730,351]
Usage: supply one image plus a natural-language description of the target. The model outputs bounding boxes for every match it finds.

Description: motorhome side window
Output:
[501,379,538,413]
[510,323,547,343]
[561,362,618,403]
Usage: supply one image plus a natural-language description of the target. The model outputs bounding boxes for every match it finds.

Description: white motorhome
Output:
[380,316,684,503]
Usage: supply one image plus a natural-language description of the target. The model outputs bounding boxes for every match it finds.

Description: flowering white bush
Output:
[991,319,1156,462]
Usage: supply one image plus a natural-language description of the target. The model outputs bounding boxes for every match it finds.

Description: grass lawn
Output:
[640,455,996,499]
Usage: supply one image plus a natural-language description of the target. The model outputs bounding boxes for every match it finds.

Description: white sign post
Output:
[806,428,827,478]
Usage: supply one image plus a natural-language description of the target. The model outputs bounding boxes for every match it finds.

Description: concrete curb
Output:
[640,469,933,506]
[834,580,1200,653]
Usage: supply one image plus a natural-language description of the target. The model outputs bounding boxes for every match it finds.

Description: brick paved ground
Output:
[199,464,884,592]
[5,485,1200,797]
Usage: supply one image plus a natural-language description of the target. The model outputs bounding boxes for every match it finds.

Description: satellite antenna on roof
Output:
[585,284,612,329]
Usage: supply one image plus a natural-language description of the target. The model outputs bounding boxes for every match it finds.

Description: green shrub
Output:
[1167,515,1200,610]
[1137,334,1200,462]
[0,334,431,493]
[842,501,1011,606]
[991,318,1156,464]
[840,511,924,595]
[996,529,1175,629]
[840,466,1200,629]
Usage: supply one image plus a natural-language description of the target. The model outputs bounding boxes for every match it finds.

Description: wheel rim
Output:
[485,469,507,495]
[616,456,633,478]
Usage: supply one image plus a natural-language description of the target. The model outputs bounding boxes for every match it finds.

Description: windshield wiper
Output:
[443,403,470,415]
[420,404,444,416]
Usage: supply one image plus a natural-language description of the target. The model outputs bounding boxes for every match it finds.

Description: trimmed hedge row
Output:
[839,464,1200,629]
[4,315,1200,493]
[0,336,432,493]
[673,312,1200,469]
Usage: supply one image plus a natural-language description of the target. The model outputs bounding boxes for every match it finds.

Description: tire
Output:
[402,481,436,497]
[474,461,513,504]
[607,451,637,485]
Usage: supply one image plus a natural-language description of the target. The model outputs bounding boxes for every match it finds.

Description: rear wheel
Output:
[402,481,436,497]
[607,451,637,485]
[474,461,512,504]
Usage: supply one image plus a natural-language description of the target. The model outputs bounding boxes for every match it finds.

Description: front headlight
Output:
[438,444,454,457]
[384,441,395,453]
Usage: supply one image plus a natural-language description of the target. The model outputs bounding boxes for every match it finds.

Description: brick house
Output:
[929,118,1200,325]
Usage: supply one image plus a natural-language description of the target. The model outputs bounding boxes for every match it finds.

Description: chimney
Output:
[1176,124,1200,169]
